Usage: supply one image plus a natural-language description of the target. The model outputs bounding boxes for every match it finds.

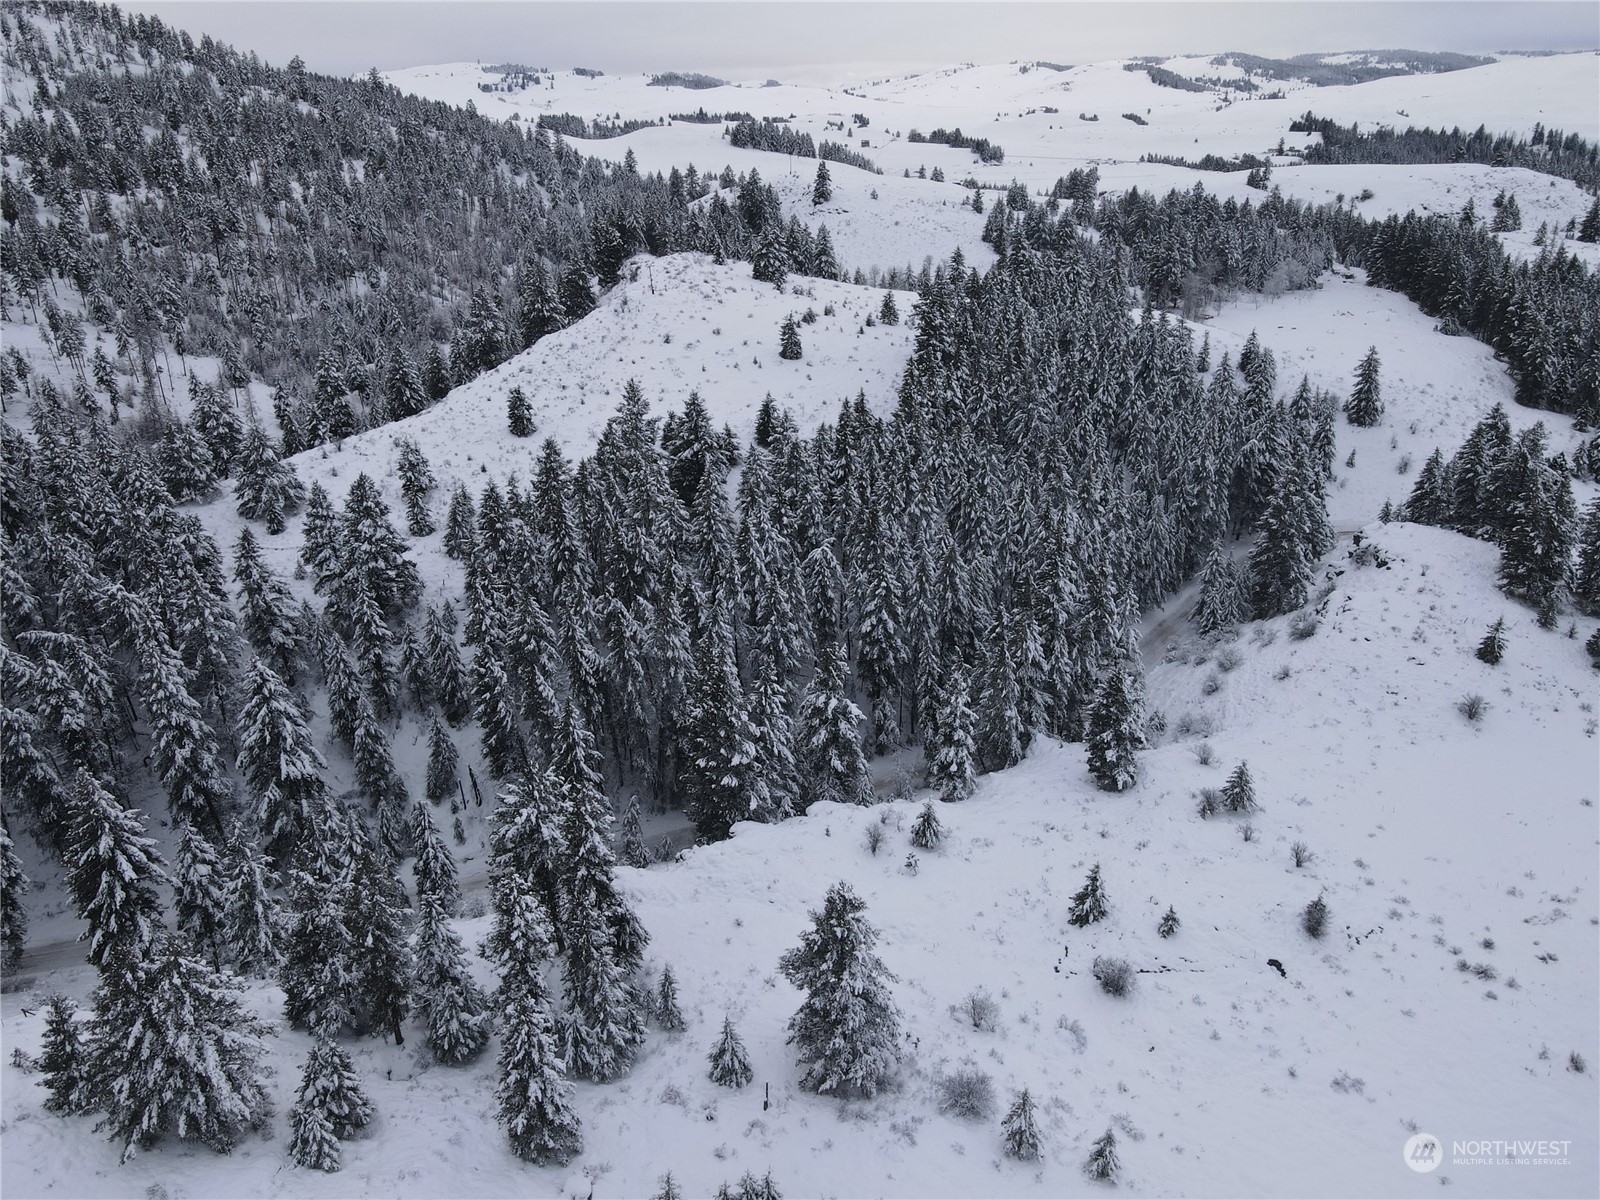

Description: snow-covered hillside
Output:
[4,520,1596,1200]
[4,13,1599,1200]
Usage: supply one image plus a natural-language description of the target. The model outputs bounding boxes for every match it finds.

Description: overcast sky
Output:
[121,2,1600,82]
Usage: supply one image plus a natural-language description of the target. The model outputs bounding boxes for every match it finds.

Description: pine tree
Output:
[1193,545,1245,636]
[222,833,282,977]
[287,1037,374,1171]
[497,981,584,1165]
[778,881,901,1097]
[910,801,943,850]
[413,891,491,1064]
[1475,618,1507,665]
[424,606,473,725]
[811,160,832,206]
[1574,497,1600,615]
[395,438,436,537]
[1067,863,1109,927]
[410,801,461,912]
[619,793,652,868]
[1403,448,1453,527]
[1,823,26,972]
[797,645,874,807]
[1248,467,1314,619]
[345,824,413,1043]
[1344,346,1383,427]
[655,963,687,1032]
[878,289,899,326]
[234,425,305,534]
[65,771,168,971]
[282,861,357,1037]
[1496,431,1576,612]
[708,1014,754,1087]
[508,385,534,438]
[778,315,802,361]
[473,641,530,779]
[1158,905,1180,938]
[1001,1087,1041,1161]
[486,773,568,966]
[38,994,91,1115]
[85,937,272,1162]
[443,486,478,561]
[1221,761,1257,812]
[236,656,327,856]
[174,823,227,966]
[556,725,649,1079]
[134,625,233,834]
[234,531,302,682]
[1085,1128,1120,1180]
[1085,656,1144,793]
[927,665,979,801]
[683,616,766,842]
[654,1171,686,1200]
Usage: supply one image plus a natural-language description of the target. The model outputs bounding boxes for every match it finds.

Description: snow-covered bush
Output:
[1093,956,1135,997]
[936,1067,996,1120]
[1302,893,1330,939]
[1458,693,1488,722]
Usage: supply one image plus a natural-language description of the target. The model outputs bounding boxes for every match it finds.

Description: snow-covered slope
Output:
[4,521,1595,1200]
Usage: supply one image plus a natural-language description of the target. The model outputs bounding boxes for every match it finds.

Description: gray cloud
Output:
[121,2,1599,80]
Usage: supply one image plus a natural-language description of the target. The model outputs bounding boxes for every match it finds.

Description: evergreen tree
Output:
[497,979,584,1165]
[1475,617,1507,665]
[811,161,832,206]
[443,486,478,561]
[1085,1128,1121,1181]
[655,963,687,1032]
[410,801,461,912]
[281,861,357,1037]
[85,937,272,1162]
[752,229,788,286]
[927,664,979,801]
[878,290,899,326]
[395,439,436,537]
[473,641,530,779]
[1,823,26,972]
[797,645,874,807]
[174,823,227,966]
[236,656,327,856]
[1344,346,1384,427]
[234,425,305,534]
[1496,430,1576,612]
[424,605,473,725]
[1403,448,1453,527]
[1158,904,1180,938]
[234,531,302,682]
[1001,1087,1041,1161]
[909,800,943,850]
[222,833,282,977]
[655,1172,686,1200]
[65,771,168,971]
[1192,545,1246,636]
[778,316,802,361]
[345,824,413,1043]
[708,1014,754,1087]
[619,793,652,869]
[1574,497,1600,615]
[1221,761,1257,812]
[134,625,234,833]
[778,882,901,1097]
[683,616,766,842]
[287,1037,373,1171]
[1067,863,1109,927]
[508,386,534,438]
[39,993,91,1115]
[1085,657,1144,793]
[1248,467,1315,619]
[413,891,491,1064]
[746,653,799,821]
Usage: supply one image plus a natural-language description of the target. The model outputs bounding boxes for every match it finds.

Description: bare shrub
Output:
[1193,741,1216,766]
[1288,611,1319,640]
[1458,693,1488,722]
[864,824,885,855]
[1291,841,1313,868]
[1092,956,1135,997]
[1215,646,1243,673]
[956,987,999,1032]
[935,1068,996,1120]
